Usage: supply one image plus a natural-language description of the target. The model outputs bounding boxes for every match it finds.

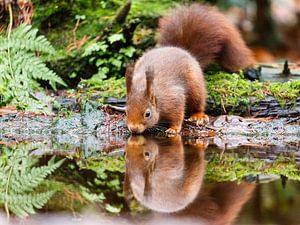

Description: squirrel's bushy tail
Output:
[157,4,255,72]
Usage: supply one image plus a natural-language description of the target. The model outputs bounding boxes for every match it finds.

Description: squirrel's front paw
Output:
[187,138,209,149]
[165,127,180,136]
[188,112,209,125]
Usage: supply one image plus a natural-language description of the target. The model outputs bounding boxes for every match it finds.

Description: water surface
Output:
[0,135,299,225]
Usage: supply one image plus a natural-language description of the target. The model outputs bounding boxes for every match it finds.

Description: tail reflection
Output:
[124,135,207,213]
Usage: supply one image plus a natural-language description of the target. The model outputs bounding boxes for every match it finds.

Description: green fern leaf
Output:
[0,25,67,112]
[9,158,65,194]
[0,25,55,54]
[0,191,55,217]
[11,50,66,90]
[0,144,65,217]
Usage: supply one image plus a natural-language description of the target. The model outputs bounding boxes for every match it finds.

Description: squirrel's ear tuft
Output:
[145,66,155,102]
[125,64,135,95]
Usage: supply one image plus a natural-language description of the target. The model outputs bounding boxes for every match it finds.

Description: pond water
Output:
[259,63,300,82]
[0,134,299,225]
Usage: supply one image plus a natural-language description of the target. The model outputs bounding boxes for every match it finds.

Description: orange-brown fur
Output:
[158,4,255,72]
[126,4,254,134]
[124,135,255,224]
[149,182,255,225]
[124,136,254,224]
[124,135,206,212]
[126,47,206,134]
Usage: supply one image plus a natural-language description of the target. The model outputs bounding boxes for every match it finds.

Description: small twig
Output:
[220,97,227,114]
[285,116,300,124]
[73,17,81,44]
[219,143,227,160]
[107,105,126,112]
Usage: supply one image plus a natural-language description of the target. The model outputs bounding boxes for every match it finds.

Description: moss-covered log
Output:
[249,96,300,117]
[205,72,300,116]
[102,72,300,117]
[206,96,300,117]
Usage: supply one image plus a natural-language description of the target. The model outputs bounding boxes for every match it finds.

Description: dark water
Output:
[0,135,299,225]
[1,180,299,225]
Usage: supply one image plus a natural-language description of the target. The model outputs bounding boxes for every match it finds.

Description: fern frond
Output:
[0,191,55,217]
[0,25,67,112]
[11,24,34,38]
[0,25,55,54]
[0,144,65,217]
[10,158,65,193]
[11,50,66,90]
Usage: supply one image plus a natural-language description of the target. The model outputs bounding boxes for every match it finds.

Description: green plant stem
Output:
[5,4,14,219]
[7,3,15,82]
[7,3,13,39]
[5,166,13,219]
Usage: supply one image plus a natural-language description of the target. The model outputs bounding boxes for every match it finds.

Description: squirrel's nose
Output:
[130,128,139,133]
[129,127,141,134]
[128,124,144,134]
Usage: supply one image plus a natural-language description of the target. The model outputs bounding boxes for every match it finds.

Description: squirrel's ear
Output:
[125,64,134,95]
[145,66,155,103]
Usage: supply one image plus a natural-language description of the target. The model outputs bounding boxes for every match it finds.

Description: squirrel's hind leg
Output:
[186,71,209,125]
[188,112,209,125]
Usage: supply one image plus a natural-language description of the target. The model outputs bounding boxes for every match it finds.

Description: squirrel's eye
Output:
[144,109,151,118]
[144,151,151,161]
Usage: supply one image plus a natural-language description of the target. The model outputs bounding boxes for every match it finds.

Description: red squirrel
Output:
[124,135,207,212]
[126,4,255,134]
[124,135,255,222]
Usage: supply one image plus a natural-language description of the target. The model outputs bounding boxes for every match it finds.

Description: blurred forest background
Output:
[1,0,300,111]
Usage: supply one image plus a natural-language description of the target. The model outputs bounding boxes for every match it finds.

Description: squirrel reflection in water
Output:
[124,135,255,225]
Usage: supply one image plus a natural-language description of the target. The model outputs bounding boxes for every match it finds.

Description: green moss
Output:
[33,0,120,48]
[268,80,300,107]
[206,71,300,113]
[206,153,300,182]
[130,0,177,18]
[33,0,177,49]
[75,72,299,113]
[206,71,265,113]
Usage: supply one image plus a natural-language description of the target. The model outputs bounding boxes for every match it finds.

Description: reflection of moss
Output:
[0,142,127,216]
[22,155,126,214]
[77,156,126,212]
[206,153,300,182]
[44,181,105,212]
[79,156,125,193]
